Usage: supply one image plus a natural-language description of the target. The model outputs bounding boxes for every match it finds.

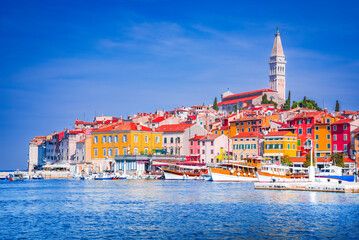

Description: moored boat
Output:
[209,163,258,182]
[256,164,308,183]
[8,171,24,181]
[315,165,354,183]
[161,162,208,180]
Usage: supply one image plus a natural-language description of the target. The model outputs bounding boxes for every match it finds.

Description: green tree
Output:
[288,90,291,106]
[302,96,308,108]
[330,153,345,167]
[213,97,218,111]
[234,104,238,113]
[292,101,298,108]
[261,94,268,104]
[303,153,316,167]
[335,100,340,112]
[281,154,293,166]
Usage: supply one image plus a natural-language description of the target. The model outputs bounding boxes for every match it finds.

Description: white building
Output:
[28,136,46,172]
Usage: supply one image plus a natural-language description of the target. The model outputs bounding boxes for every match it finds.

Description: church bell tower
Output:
[269,28,286,101]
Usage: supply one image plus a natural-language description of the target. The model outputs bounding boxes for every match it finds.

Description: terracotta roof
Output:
[190,135,205,140]
[223,89,275,100]
[265,131,294,137]
[218,95,260,106]
[151,116,165,123]
[93,122,153,133]
[155,123,195,132]
[331,119,353,125]
[75,120,97,125]
[77,139,86,143]
[201,134,222,141]
[233,132,263,138]
[68,130,84,134]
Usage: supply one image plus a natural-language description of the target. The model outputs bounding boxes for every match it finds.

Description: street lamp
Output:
[351,149,357,183]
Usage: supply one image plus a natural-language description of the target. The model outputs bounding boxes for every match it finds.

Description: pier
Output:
[254,182,359,193]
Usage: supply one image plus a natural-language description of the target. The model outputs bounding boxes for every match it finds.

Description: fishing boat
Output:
[8,171,24,181]
[316,165,354,183]
[209,162,258,182]
[94,173,115,180]
[161,162,208,180]
[256,164,308,183]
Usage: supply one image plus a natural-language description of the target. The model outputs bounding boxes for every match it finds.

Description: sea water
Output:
[0,180,358,239]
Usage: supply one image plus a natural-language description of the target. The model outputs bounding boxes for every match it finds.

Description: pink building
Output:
[188,135,205,161]
[331,119,352,156]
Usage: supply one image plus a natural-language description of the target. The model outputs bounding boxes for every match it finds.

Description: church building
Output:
[218,29,286,112]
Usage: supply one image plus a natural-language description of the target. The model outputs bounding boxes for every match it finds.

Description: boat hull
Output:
[162,169,204,180]
[256,172,308,183]
[209,168,257,182]
[315,175,354,183]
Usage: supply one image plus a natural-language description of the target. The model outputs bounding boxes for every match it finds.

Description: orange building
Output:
[313,114,339,157]
[229,114,280,138]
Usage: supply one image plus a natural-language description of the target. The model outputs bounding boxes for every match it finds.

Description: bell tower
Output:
[269,28,286,101]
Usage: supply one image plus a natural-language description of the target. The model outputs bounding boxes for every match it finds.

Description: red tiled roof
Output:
[218,95,260,106]
[151,116,165,123]
[331,119,353,125]
[93,122,153,132]
[201,134,222,141]
[233,132,263,138]
[223,89,275,100]
[77,139,86,143]
[75,120,97,125]
[272,121,286,126]
[265,131,293,137]
[68,130,84,134]
[155,123,195,132]
[190,135,205,140]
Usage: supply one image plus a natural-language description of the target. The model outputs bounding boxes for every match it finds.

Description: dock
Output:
[254,182,359,193]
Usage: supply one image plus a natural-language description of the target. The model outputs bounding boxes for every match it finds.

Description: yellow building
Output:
[90,122,162,172]
[313,115,339,157]
[212,126,229,136]
[263,131,297,160]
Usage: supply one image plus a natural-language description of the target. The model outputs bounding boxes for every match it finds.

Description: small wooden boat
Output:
[161,162,208,180]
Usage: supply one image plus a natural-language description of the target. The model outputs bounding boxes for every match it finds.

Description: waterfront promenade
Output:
[1,180,359,239]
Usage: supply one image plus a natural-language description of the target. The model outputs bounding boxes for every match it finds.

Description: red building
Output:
[331,119,352,156]
[287,111,323,156]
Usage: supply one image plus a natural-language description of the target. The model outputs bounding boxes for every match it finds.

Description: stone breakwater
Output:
[254,182,359,193]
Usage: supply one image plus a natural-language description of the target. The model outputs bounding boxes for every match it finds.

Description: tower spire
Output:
[269,28,286,101]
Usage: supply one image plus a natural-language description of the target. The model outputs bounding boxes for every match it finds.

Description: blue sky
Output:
[1,0,358,170]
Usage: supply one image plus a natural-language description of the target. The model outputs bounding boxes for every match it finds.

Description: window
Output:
[108,148,112,157]
[307,128,312,134]
[315,126,319,131]
[211,149,214,154]
[287,144,290,149]
[237,129,239,134]
[327,126,330,131]
[326,119,330,123]
[306,119,311,124]
[145,135,148,143]
[197,149,200,154]
[215,131,218,134]
[327,134,330,140]
[190,149,193,154]
[144,148,148,154]
[298,120,302,124]
[202,150,205,154]
[170,149,174,155]
[299,128,303,135]
[242,129,244,132]
[102,136,107,143]
[333,126,337,131]
[344,134,347,141]
[297,140,301,146]
[134,135,138,143]
[103,147,106,156]
[248,128,251,132]
[93,136,98,144]
[344,144,347,151]
[108,136,112,143]
[252,121,256,125]
[327,143,331,149]
[211,141,214,146]
[315,135,319,140]
[114,135,119,143]
[190,140,193,146]
[236,122,239,126]
[170,137,173,143]
[252,127,255,132]
[315,143,319,149]
[248,121,251,125]
[316,153,320,157]
[164,137,167,144]
[293,144,295,149]
[343,124,347,130]
[115,148,119,156]
[202,141,205,146]
[241,122,244,126]
[333,144,337,151]
[221,131,224,134]
[155,136,160,143]
[176,137,180,143]
[134,148,138,155]
[94,148,98,157]
[333,134,337,141]
[122,135,127,143]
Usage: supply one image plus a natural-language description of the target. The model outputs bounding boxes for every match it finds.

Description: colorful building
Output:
[263,131,298,160]
[313,114,339,157]
[91,122,163,172]
[232,132,264,160]
[331,119,352,156]
[229,114,279,137]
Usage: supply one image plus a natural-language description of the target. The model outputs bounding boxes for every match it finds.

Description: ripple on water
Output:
[0,180,358,239]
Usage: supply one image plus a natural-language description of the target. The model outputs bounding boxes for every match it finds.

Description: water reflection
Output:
[0,180,358,239]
